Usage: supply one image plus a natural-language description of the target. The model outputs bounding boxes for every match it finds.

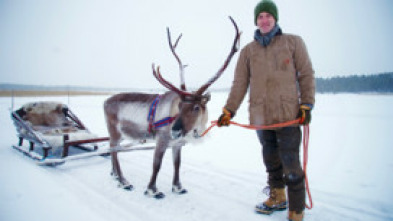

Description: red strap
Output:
[147,95,178,133]
[147,95,161,133]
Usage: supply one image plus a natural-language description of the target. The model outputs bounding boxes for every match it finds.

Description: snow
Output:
[1,93,393,221]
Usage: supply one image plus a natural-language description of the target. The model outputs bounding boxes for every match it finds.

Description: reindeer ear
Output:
[201,92,211,105]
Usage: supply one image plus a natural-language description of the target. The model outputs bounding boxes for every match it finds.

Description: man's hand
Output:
[217,108,233,127]
[297,104,312,125]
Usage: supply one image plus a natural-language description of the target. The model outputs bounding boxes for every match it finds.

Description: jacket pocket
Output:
[249,97,266,125]
[280,96,299,122]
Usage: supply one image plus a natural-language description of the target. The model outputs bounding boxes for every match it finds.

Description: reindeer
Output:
[104,17,240,199]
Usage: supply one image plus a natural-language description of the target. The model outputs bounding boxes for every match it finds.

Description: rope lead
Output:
[202,118,313,209]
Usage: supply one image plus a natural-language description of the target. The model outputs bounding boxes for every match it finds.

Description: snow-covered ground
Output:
[1,92,392,221]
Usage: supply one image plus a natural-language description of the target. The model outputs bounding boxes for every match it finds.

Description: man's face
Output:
[256,12,276,34]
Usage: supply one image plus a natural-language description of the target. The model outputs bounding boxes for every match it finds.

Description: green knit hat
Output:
[254,0,278,25]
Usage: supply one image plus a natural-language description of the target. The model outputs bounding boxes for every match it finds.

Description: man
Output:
[217,0,315,220]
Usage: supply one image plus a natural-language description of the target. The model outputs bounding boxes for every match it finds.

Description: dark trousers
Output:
[256,126,305,212]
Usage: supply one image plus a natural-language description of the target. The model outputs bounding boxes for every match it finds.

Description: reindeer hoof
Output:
[112,173,133,191]
[172,186,188,195]
[144,189,165,199]
[118,182,133,191]
[122,184,134,191]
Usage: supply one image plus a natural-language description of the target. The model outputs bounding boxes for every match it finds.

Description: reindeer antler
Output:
[167,28,188,91]
[196,16,241,95]
[152,64,193,97]
[152,16,241,100]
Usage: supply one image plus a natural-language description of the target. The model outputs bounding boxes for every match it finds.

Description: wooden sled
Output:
[11,101,110,164]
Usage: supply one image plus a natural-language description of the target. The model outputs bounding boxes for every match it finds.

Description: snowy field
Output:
[1,92,392,221]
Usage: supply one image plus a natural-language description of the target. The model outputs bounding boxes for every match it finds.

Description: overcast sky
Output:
[1,0,393,89]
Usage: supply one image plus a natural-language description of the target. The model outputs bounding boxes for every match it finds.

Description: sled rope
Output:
[201,118,313,209]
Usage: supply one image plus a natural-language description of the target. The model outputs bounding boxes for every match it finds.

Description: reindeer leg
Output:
[145,136,168,199]
[172,145,187,194]
[110,140,133,191]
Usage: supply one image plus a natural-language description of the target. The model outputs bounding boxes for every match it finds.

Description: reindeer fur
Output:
[18,102,70,127]
[104,16,240,198]
[104,91,208,198]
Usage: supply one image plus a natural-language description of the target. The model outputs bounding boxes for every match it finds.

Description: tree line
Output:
[316,72,393,93]
[2,72,393,94]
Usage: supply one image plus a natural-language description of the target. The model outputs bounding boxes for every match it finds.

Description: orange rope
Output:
[201,118,313,209]
[201,118,301,137]
[303,124,313,209]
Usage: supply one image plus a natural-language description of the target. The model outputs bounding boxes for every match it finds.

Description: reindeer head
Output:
[153,16,241,139]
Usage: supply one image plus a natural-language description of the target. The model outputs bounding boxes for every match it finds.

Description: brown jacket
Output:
[225,33,315,126]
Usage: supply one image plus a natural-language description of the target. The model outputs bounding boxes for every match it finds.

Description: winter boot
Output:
[288,210,304,221]
[255,187,287,215]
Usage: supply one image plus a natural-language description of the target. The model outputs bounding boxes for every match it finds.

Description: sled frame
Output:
[11,107,109,160]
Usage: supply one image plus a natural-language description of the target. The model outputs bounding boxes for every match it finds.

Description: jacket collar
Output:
[254,24,282,47]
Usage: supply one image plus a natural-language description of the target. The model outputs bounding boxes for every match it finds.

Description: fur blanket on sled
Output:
[15,101,97,148]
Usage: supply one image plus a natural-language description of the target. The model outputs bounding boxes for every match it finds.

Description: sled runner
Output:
[37,144,157,166]
[11,101,110,164]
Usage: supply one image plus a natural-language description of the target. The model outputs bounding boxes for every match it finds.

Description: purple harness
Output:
[147,95,178,134]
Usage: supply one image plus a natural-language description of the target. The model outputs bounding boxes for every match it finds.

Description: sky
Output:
[1,0,393,89]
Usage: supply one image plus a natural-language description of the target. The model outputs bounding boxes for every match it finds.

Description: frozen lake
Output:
[1,92,392,221]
